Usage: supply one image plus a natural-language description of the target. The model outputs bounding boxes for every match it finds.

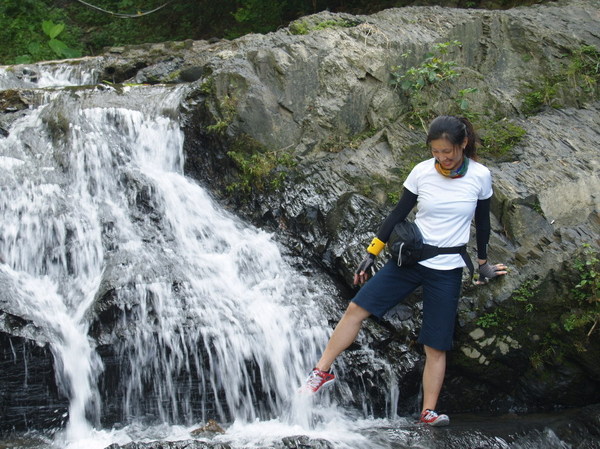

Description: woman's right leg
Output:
[314,260,421,373]
[315,302,371,371]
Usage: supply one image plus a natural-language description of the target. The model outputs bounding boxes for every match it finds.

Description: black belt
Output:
[421,244,474,278]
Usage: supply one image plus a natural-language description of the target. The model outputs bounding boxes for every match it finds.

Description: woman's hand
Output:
[354,254,375,285]
[476,260,508,285]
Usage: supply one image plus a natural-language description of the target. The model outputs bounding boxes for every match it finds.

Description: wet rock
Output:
[190,419,226,436]
[280,435,334,449]
[0,89,29,112]
[105,442,231,449]
[0,333,69,432]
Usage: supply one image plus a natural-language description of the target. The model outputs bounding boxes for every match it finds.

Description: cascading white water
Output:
[0,76,352,446]
[0,61,101,89]
[0,90,105,440]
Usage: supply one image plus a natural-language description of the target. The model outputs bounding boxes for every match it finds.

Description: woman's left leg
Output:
[418,266,463,417]
[422,344,446,412]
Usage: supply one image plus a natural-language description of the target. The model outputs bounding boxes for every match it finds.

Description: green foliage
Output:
[226,137,296,195]
[476,311,500,328]
[392,41,462,92]
[391,40,462,127]
[512,280,538,312]
[566,45,600,93]
[520,45,600,115]
[206,95,238,135]
[289,18,355,35]
[231,0,285,36]
[520,77,561,116]
[563,244,599,335]
[455,87,479,121]
[0,0,570,65]
[387,191,400,204]
[478,118,526,160]
[42,20,81,59]
[1,0,83,64]
[471,246,598,371]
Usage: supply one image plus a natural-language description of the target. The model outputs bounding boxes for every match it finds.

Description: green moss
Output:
[470,245,599,371]
[319,127,380,153]
[226,135,296,195]
[199,77,214,95]
[520,45,600,115]
[206,94,237,135]
[288,18,356,35]
[478,119,526,161]
[562,244,599,335]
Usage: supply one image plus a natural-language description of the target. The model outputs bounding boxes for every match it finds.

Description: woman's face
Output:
[430,137,466,171]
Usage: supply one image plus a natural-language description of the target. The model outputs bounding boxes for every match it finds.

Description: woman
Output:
[301,115,507,426]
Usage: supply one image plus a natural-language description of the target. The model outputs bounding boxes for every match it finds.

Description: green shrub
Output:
[391,40,463,127]
[392,41,462,92]
[206,95,237,135]
[566,45,600,93]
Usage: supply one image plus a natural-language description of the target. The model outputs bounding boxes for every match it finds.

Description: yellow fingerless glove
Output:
[366,237,385,256]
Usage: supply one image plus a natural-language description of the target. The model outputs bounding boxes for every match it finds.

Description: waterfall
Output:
[0,60,101,89]
[0,72,338,444]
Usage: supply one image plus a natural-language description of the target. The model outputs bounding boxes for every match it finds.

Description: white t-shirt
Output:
[403,157,493,270]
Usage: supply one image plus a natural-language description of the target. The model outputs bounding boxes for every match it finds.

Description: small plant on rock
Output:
[563,244,599,336]
[226,135,296,195]
[207,95,237,135]
[391,40,463,127]
[42,20,80,59]
[478,118,526,161]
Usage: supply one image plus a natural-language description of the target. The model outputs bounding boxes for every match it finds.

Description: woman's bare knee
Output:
[346,302,371,322]
[424,345,446,360]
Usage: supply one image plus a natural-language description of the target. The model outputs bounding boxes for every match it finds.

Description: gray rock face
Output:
[0,0,599,435]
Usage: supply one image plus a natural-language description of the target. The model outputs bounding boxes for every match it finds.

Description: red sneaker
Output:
[300,368,335,393]
[420,409,450,426]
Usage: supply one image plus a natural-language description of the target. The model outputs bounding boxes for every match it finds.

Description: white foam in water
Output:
[0,61,100,90]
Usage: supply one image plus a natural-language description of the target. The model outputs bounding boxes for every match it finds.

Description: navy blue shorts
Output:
[352,260,463,351]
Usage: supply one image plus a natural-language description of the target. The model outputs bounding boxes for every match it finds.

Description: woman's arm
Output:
[474,198,491,264]
[474,197,508,283]
[355,188,417,285]
[376,188,418,242]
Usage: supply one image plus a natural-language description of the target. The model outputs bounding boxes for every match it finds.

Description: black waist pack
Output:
[387,220,474,276]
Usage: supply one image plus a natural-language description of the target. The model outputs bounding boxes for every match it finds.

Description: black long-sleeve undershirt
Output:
[375,188,417,242]
[474,197,491,260]
[375,188,491,260]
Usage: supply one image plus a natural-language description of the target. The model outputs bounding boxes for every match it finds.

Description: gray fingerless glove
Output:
[478,262,500,283]
[355,253,375,275]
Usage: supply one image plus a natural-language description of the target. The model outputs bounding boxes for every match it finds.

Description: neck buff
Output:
[435,157,469,178]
